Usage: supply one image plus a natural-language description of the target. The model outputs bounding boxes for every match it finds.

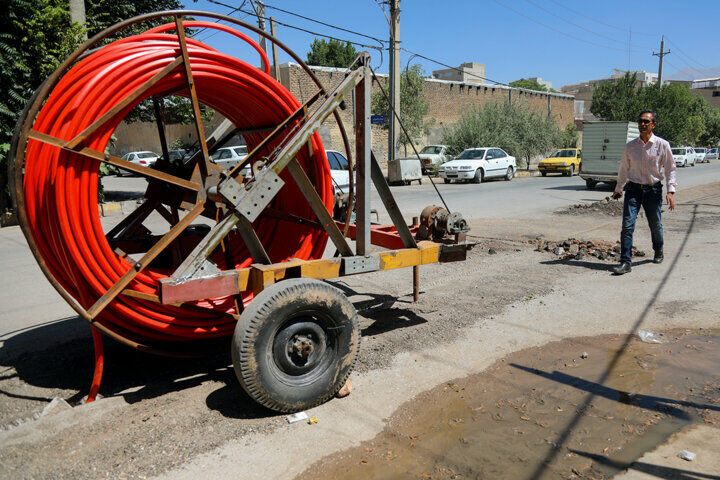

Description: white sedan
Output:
[118,150,160,175]
[672,147,696,167]
[693,147,708,163]
[438,147,516,183]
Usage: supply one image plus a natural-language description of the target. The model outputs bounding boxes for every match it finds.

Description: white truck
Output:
[580,121,639,190]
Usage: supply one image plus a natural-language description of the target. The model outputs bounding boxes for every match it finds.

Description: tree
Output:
[441,101,575,169]
[590,72,720,146]
[306,38,357,68]
[0,0,185,215]
[371,64,431,156]
[509,78,548,92]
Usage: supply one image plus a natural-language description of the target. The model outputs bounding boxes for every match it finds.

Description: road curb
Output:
[515,170,541,178]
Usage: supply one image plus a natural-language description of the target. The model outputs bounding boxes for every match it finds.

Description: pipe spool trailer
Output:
[9,10,474,413]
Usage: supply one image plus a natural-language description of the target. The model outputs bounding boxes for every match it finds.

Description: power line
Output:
[665,38,709,70]
[206,0,386,52]
[261,2,388,46]
[491,0,642,53]
[546,0,657,36]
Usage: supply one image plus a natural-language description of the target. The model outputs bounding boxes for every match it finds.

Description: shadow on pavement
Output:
[540,258,654,272]
[544,184,615,192]
[571,450,720,480]
[524,205,698,480]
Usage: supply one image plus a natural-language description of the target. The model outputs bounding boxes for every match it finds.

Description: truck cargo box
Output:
[580,121,639,189]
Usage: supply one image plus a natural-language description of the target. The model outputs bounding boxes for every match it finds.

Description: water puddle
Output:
[302,330,720,479]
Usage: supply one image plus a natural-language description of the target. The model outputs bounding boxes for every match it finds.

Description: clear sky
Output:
[188,0,720,88]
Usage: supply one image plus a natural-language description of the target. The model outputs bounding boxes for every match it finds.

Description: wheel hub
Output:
[273,320,328,375]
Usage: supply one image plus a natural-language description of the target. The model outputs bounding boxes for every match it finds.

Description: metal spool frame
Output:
[9,10,473,410]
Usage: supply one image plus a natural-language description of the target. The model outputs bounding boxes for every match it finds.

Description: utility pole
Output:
[652,35,670,87]
[388,0,401,164]
[270,17,280,81]
[251,1,269,63]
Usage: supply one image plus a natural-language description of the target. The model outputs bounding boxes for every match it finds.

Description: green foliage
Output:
[0,0,188,213]
[124,95,215,124]
[306,38,357,68]
[371,64,431,155]
[441,101,574,169]
[509,78,548,92]
[590,72,720,146]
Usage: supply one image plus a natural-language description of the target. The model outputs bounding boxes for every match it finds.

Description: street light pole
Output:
[388,0,401,165]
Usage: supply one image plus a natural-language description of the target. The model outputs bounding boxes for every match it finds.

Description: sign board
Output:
[370,114,387,125]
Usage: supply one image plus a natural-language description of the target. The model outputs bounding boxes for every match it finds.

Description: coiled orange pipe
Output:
[23,22,333,365]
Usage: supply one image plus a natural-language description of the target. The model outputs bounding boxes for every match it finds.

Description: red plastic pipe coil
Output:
[23,23,333,357]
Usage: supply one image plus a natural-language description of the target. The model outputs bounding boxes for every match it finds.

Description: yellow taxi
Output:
[538,148,581,176]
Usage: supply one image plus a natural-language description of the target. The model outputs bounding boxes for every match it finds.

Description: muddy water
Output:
[302,331,720,479]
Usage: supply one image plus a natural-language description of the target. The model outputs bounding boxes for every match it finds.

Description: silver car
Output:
[693,147,708,163]
[211,146,251,177]
[706,147,719,162]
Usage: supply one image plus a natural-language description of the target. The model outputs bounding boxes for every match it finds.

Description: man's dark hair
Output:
[639,110,657,123]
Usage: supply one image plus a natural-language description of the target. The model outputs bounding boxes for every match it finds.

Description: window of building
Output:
[713,91,720,97]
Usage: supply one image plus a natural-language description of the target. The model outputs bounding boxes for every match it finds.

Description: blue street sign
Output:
[371,114,387,125]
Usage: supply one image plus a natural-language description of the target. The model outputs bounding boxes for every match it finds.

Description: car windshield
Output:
[137,152,157,159]
[553,149,576,158]
[696,148,706,152]
[456,149,485,160]
[710,148,718,153]
[672,148,686,155]
[420,146,442,154]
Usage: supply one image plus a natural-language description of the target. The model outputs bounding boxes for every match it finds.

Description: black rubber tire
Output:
[568,165,575,177]
[232,278,360,413]
[443,178,451,184]
[504,166,514,181]
[473,168,483,184]
[585,179,597,190]
[541,171,547,177]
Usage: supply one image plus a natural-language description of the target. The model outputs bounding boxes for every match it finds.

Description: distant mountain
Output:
[665,66,720,81]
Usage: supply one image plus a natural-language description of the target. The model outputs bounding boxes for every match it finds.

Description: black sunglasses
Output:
[638,118,653,124]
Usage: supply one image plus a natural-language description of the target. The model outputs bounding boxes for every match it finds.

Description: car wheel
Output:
[443,178,451,184]
[541,171,547,177]
[473,169,484,184]
[232,278,360,413]
[504,166,514,181]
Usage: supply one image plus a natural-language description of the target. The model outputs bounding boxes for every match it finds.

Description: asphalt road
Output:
[100,161,720,224]
[380,161,720,221]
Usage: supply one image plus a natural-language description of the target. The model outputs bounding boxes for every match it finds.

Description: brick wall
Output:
[279,63,575,168]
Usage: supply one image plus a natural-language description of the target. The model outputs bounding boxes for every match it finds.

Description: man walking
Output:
[611,110,676,275]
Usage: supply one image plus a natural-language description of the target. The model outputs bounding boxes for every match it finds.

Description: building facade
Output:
[431,62,486,84]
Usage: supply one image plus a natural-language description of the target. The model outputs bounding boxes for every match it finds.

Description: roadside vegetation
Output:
[591,72,720,146]
[441,101,577,169]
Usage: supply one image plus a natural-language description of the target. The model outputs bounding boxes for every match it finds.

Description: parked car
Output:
[673,147,696,167]
[538,148,581,177]
[707,147,719,162]
[693,147,708,163]
[413,145,452,172]
[325,149,351,195]
[118,150,160,175]
[438,147,516,183]
[210,145,251,178]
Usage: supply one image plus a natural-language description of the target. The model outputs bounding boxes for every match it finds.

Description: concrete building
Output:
[527,77,552,91]
[431,62,486,85]
[690,77,720,109]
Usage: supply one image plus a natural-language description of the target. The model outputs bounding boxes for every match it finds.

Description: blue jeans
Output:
[620,182,664,263]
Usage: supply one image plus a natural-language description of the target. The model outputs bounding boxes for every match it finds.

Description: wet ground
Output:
[302,330,720,480]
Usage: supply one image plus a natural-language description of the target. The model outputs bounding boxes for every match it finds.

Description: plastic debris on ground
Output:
[679,450,696,461]
[286,412,309,424]
[637,329,666,344]
[308,417,319,425]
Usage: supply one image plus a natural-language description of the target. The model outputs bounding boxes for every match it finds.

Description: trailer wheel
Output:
[585,179,597,190]
[232,278,360,412]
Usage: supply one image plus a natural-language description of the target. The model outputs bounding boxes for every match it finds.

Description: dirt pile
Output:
[557,196,623,216]
[534,237,645,261]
